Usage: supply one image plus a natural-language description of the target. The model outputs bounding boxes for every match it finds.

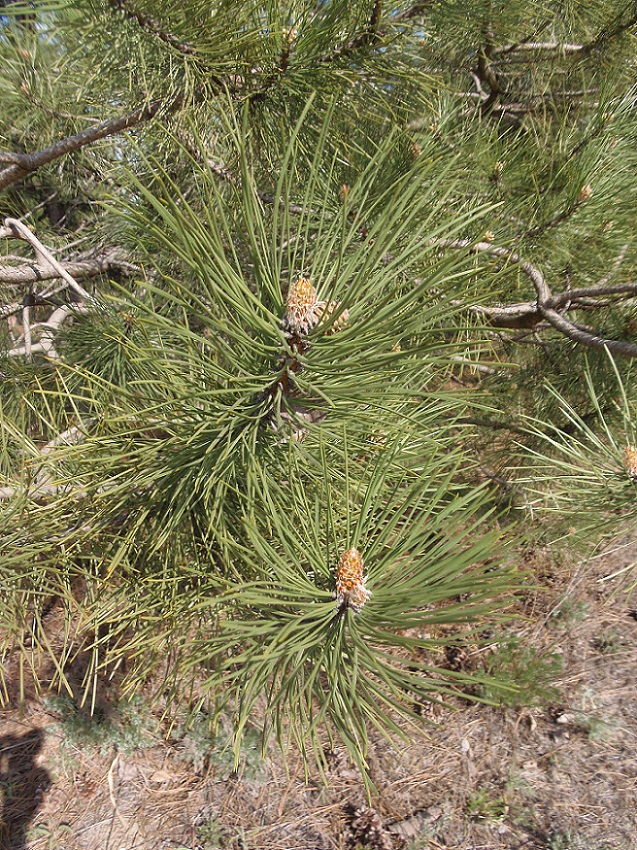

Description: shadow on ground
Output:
[0,729,51,850]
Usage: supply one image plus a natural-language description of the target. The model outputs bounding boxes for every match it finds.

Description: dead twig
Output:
[0,248,134,287]
[6,304,91,361]
[494,41,584,55]
[0,419,93,501]
[22,303,31,361]
[4,219,96,304]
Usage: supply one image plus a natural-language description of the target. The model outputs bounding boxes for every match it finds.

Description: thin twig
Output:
[4,219,96,303]
[579,8,637,55]
[110,0,197,56]
[0,419,93,500]
[596,244,630,287]
[318,0,385,64]
[394,1,434,22]
[549,281,637,309]
[206,156,311,216]
[19,85,102,124]
[494,41,584,54]
[22,304,31,361]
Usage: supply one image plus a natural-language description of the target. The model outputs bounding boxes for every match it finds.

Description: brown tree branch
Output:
[0,248,131,287]
[0,151,27,165]
[468,302,542,329]
[109,0,197,56]
[0,95,184,192]
[436,238,637,358]
[469,279,637,330]
[394,1,434,22]
[318,0,385,64]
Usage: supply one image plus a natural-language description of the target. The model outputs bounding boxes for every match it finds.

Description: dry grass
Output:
[2,540,637,850]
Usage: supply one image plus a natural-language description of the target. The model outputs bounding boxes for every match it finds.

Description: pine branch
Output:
[318,0,385,64]
[394,1,435,22]
[0,95,185,191]
[109,0,197,56]
[580,5,637,55]
[437,239,637,357]
[0,1,416,191]
[0,10,393,193]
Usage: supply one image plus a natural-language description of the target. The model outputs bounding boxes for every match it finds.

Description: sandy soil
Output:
[2,539,637,850]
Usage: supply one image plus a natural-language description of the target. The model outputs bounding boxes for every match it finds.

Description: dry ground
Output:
[2,539,637,850]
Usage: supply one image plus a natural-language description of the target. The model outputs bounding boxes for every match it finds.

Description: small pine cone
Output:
[339,183,350,204]
[285,276,319,334]
[409,141,422,162]
[315,299,349,334]
[336,548,371,613]
[350,807,394,850]
[624,445,637,478]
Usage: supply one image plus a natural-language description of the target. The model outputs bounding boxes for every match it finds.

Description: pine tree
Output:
[2,0,637,782]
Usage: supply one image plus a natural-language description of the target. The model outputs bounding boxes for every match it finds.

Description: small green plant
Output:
[173,712,265,780]
[44,693,157,756]
[405,834,435,850]
[478,638,562,707]
[504,771,538,829]
[195,814,249,850]
[544,830,627,850]
[546,830,576,850]
[27,821,73,850]
[196,816,226,850]
[592,628,627,654]
[550,600,589,631]
[465,786,507,821]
